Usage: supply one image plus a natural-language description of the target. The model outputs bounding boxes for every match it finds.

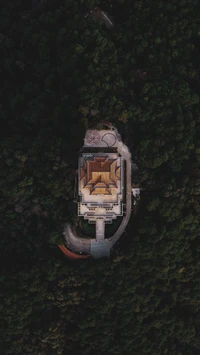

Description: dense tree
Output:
[1,0,200,354]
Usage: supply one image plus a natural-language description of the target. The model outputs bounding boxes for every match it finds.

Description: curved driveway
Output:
[58,244,90,259]
[109,143,132,247]
[63,223,91,254]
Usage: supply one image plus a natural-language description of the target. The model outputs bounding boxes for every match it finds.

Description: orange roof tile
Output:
[81,156,120,195]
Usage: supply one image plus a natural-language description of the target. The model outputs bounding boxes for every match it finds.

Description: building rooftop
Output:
[79,153,123,207]
[81,156,120,195]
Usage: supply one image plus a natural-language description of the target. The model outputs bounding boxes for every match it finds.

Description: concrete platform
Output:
[91,240,110,258]
[84,130,118,147]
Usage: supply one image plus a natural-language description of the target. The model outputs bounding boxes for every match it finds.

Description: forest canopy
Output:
[1,0,200,354]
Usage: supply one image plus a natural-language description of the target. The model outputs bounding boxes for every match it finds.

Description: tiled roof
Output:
[81,156,120,195]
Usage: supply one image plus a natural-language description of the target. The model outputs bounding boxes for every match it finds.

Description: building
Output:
[62,126,133,259]
[78,130,125,227]
[78,153,124,224]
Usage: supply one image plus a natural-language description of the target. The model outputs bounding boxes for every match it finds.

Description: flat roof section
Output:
[84,130,118,148]
[78,203,122,218]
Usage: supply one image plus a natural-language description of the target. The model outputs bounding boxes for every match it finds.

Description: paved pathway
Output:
[109,142,132,247]
[91,240,110,258]
[63,223,91,254]
[96,219,105,241]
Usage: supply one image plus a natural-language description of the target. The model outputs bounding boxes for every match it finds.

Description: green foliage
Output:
[1,0,200,354]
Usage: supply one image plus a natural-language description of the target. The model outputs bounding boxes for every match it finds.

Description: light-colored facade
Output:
[78,153,124,223]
